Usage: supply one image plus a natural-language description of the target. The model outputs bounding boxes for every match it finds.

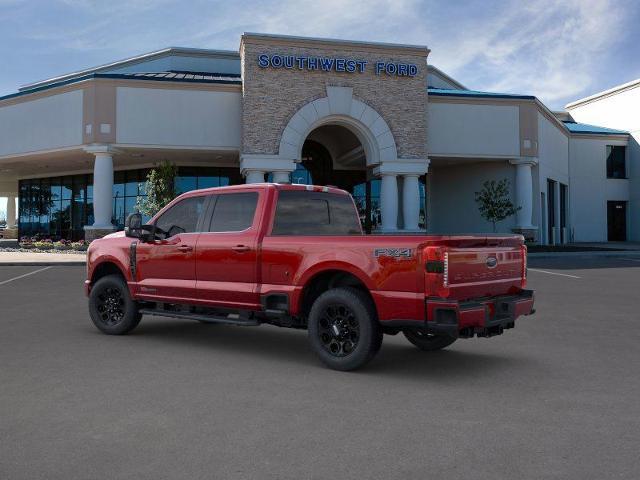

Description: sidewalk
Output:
[567,242,640,251]
[529,242,640,258]
[0,251,86,266]
[528,250,640,258]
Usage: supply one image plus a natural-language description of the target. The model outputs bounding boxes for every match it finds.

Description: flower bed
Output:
[13,236,89,254]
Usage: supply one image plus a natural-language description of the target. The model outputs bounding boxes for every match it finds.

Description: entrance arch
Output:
[296,123,379,232]
[278,86,398,166]
[241,86,428,232]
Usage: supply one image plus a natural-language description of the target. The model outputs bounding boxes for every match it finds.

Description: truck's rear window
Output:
[271,190,362,235]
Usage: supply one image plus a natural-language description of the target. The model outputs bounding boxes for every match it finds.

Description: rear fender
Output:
[292,261,375,316]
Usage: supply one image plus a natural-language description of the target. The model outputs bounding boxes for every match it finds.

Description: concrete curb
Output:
[528,251,640,258]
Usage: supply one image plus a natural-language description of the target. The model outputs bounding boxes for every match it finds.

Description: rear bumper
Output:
[382,290,534,338]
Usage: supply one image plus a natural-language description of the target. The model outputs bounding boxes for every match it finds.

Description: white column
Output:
[510,158,537,229]
[380,174,398,232]
[92,153,114,228]
[245,170,265,184]
[6,195,16,229]
[84,145,117,231]
[272,171,290,184]
[241,154,295,185]
[375,160,428,233]
[402,174,421,231]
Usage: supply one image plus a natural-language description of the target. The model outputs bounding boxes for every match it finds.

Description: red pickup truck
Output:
[85,183,534,370]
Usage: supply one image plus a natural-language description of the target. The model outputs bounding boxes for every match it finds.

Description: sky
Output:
[1,0,640,214]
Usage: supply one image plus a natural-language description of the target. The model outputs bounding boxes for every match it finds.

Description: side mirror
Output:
[125,213,143,238]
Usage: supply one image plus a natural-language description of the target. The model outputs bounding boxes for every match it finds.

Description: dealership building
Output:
[0,33,637,242]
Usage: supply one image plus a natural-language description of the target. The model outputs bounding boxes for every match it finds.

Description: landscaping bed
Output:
[0,237,90,255]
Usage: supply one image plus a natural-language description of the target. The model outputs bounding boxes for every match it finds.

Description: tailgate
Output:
[446,246,525,298]
[425,242,527,300]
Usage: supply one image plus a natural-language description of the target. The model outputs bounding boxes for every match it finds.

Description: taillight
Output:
[520,244,528,288]
[424,246,450,297]
[443,251,449,288]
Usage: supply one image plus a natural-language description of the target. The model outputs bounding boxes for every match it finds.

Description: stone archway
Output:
[278,86,398,166]
[240,85,429,232]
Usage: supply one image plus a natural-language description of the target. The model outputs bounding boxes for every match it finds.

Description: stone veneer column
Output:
[84,145,117,241]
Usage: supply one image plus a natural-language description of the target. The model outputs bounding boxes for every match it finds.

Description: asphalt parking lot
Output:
[1,257,639,479]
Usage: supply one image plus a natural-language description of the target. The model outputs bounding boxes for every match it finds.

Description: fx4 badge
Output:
[374,248,413,259]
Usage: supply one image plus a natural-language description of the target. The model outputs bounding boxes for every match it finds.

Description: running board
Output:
[139,309,261,326]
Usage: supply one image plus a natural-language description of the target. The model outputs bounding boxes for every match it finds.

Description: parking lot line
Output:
[528,268,581,279]
[0,266,52,286]
[620,258,640,263]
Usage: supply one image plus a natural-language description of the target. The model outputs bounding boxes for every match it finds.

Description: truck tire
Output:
[403,330,456,351]
[307,287,382,371]
[89,274,141,335]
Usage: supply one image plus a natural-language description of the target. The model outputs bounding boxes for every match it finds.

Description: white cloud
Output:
[2,0,635,108]
[426,0,631,107]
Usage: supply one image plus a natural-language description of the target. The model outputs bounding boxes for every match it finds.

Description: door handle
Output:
[232,245,250,253]
[177,245,193,252]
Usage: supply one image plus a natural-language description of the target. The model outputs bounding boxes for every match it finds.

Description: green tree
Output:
[136,161,178,217]
[474,179,520,233]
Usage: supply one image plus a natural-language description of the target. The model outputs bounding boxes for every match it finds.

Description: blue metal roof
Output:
[428,87,535,100]
[562,121,628,135]
[0,71,242,102]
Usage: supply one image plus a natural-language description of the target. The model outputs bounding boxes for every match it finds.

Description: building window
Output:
[18,166,243,241]
[560,183,568,243]
[112,169,150,231]
[419,175,427,230]
[606,145,626,179]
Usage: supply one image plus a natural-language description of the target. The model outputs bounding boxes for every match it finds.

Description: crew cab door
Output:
[134,195,208,303]
[195,190,262,310]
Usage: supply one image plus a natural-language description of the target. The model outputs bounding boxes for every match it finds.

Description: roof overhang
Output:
[565,78,640,110]
[427,65,466,90]
[19,47,240,93]
[240,32,430,57]
[428,88,630,140]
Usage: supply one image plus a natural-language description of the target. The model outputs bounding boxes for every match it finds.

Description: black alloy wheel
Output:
[308,287,382,371]
[95,286,125,327]
[317,303,360,357]
[89,274,141,335]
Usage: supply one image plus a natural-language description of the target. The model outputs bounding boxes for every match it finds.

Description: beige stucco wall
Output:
[569,136,629,242]
[0,90,83,157]
[428,161,517,234]
[427,101,520,157]
[567,85,640,241]
[115,86,242,148]
[240,36,428,160]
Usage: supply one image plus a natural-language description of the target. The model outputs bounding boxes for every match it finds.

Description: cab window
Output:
[155,196,206,237]
[271,190,362,235]
[208,192,258,232]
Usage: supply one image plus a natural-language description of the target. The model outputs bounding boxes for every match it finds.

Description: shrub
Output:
[474,179,520,233]
[136,161,178,217]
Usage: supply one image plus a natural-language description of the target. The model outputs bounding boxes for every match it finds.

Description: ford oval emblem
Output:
[486,256,498,269]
